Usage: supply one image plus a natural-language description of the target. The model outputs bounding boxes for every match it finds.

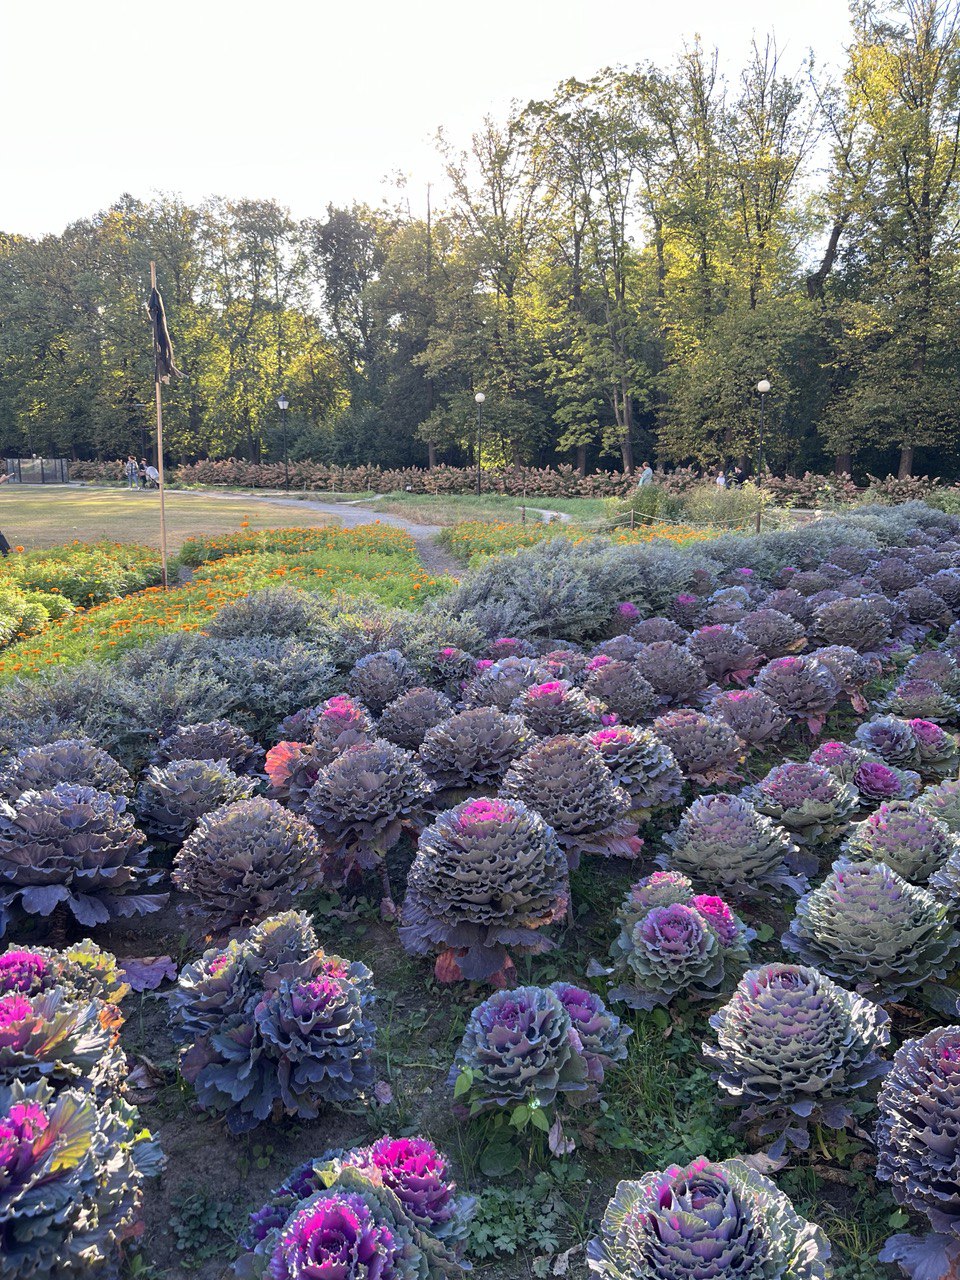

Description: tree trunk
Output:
[834,452,852,477]
[427,441,436,469]
[576,445,587,477]
[898,444,914,479]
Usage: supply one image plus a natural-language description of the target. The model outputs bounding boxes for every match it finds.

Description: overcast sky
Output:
[2,0,853,238]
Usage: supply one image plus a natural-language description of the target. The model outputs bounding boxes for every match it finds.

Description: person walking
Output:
[0,471,12,556]
[138,459,148,490]
[123,456,138,489]
[636,460,654,487]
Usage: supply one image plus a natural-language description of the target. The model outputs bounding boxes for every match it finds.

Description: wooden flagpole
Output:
[150,261,169,590]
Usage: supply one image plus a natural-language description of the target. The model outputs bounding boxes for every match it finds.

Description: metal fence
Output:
[5,458,70,484]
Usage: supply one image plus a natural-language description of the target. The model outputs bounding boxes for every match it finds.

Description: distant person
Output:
[716,470,727,489]
[636,460,654,488]
[123,455,138,489]
[145,463,160,488]
[0,471,11,556]
[731,465,744,486]
[138,459,148,489]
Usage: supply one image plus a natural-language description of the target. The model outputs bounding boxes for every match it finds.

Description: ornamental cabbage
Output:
[399,798,569,983]
[449,983,628,1115]
[0,1077,162,1280]
[706,689,788,746]
[651,709,744,786]
[348,649,418,714]
[782,858,960,1001]
[418,708,534,795]
[661,793,806,896]
[0,737,131,802]
[737,607,806,658]
[153,719,265,775]
[842,801,959,883]
[594,870,750,1010]
[171,911,376,1133]
[704,962,890,1158]
[633,641,708,707]
[743,761,859,846]
[855,715,921,768]
[0,784,166,934]
[587,1158,829,1280]
[173,797,327,929]
[378,688,454,751]
[583,726,683,815]
[304,740,433,912]
[461,656,551,712]
[500,735,643,868]
[581,659,658,725]
[753,655,840,735]
[875,1026,960,1280]
[136,758,256,844]
[686,624,762,685]
[512,679,605,737]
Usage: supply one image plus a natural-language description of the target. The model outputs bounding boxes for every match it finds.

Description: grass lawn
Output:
[370,491,611,524]
[5,487,336,551]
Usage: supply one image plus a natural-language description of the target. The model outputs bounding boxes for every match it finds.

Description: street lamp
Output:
[474,392,485,496]
[755,379,771,534]
[277,394,290,491]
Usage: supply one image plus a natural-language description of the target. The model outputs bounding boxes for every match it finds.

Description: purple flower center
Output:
[0,1101,50,1178]
[0,995,32,1029]
[0,951,47,994]
[457,798,514,828]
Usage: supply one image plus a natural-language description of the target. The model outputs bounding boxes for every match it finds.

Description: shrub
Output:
[582,726,683,814]
[172,797,326,929]
[500,736,642,868]
[782,859,960,1001]
[0,737,131,801]
[876,1026,960,1280]
[0,784,165,935]
[744,761,859,846]
[205,584,328,639]
[399,798,569,983]
[304,740,433,911]
[661,793,805,896]
[204,637,337,740]
[377,688,454,751]
[594,870,750,1010]
[587,1158,830,1280]
[171,912,376,1133]
[152,720,265,775]
[136,758,256,844]
[704,962,890,1158]
[651,709,745,785]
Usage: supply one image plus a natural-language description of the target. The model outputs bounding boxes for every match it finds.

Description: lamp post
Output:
[277,394,290,490]
[474,392,485,496]
[755,379,771,534]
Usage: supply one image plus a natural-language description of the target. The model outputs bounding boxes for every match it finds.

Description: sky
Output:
[2,0,853,238]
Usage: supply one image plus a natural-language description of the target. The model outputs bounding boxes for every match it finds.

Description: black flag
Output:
[147,286,182,384]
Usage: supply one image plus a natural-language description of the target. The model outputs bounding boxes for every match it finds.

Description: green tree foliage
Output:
[3,1,960,478]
